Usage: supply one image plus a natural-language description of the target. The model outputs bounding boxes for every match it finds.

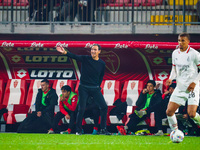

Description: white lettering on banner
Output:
[30,42,44,48]
[17,48,55,51]
[30,70,73,78]
[25,56,68,63]
[55,42,69,48]
[114,43,128,49]
[145,44,158,49]
[84,43,95,48]
[1,42,14,47]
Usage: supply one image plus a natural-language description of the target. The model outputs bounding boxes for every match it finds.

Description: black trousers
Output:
[127,101,167,132]
[76,84,108,132]
[17,111,53,133]
[52,110,76,133]
[84,101,100,128]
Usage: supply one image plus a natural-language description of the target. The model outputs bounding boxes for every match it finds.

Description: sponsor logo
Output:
[55,42,68,48]
[1,42,14,47]
[17,48,56,51]
[100,51,120,74]
[11,55,21,63]
[131,82,136,90]
[114,43,128,49]
[153,57,163,65]
[158,71,168,81]
[29,69,76,79]
[30,42,44,48]
[84,43,95,48]
[145,44,158,49]
[17,69,27,78]
[24,55,70,63]
[13,80,18,88]
[107,81,112,89]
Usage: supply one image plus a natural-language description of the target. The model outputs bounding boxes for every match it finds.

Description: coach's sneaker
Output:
[100,129,111,135]
[154,130,164,136]
[134,110,147,118]
[92,129,98,135]
[116,126,126,135]
[47,129,54,134]
[76,131,82,135]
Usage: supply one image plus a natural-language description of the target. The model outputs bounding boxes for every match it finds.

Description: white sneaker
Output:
[154,130,164,136]
[76,132,82,135]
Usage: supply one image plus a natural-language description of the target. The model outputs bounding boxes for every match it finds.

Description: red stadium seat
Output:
[109,80,144,124]
[100,80,121,125]
[1,0,17,6]
[142,0,163,6]
[101,80,121,106]
[0,79,27,124]
[16,0,29,6]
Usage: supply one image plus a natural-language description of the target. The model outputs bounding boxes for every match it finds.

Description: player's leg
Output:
[166,101,180,130]
[188,105,200,126]
[76,85,89,134]
[187,87,200,125]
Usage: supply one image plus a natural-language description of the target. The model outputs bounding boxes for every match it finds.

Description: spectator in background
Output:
[117,80,163,135]
[17,79,58,133]
[54,0,79,23]
[79,0,105,23]
[48,85,78,134]
[28,0,56,22]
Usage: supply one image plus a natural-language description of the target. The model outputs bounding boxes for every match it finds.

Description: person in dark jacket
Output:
[56,44,110,135]
[48,85,78,134]
[117,80,163,135]
[17,79,58,133]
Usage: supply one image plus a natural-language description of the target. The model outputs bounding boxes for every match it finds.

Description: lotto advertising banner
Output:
[0,41,200,84]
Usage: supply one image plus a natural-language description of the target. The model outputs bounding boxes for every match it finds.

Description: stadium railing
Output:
[0,0,199,34]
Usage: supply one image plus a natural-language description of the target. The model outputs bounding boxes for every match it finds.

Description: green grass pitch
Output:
[0,133,199,150]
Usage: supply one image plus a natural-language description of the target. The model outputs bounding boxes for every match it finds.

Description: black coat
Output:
[135,90,162,112]
[35,88,58,118]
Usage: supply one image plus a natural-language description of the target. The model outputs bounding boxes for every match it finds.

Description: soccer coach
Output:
[56,44,111,135]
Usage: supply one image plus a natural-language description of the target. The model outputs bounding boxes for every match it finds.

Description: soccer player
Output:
[56,44,110,135]
[166,33,200,132]
[48,85,78,134]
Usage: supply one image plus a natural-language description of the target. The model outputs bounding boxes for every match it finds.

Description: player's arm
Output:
[56,46,84,61]
[166,65,177,86]
[187,65,200,92]
[187,52,200,92]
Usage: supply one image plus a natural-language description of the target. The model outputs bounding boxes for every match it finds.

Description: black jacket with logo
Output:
[35,88,58,118]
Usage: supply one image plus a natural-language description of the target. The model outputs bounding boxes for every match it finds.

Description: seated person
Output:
[17,79,58,133]
[116,80,162,135]
[48,85,78,134]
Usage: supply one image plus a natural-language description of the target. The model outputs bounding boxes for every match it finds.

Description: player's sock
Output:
[191,113,200,126]
[167,114,178,130]
[67,128,71,134]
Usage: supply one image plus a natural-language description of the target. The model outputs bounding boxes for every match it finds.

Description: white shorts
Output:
[170,86,200,106]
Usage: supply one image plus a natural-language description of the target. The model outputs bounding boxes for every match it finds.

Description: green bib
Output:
[142,93,154,110]
[60,92,79,111]
[42,89,51,106]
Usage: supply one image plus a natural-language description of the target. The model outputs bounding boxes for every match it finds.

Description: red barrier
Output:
[0,40,200,49]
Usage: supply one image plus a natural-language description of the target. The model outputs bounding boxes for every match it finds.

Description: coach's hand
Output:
[56,46,67,55]
[187,82,196,92]
[65,114,70,120]
[37,111,42,117]
[166,79,172,86]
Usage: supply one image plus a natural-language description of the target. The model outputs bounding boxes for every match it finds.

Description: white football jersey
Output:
[172,46,200,91]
